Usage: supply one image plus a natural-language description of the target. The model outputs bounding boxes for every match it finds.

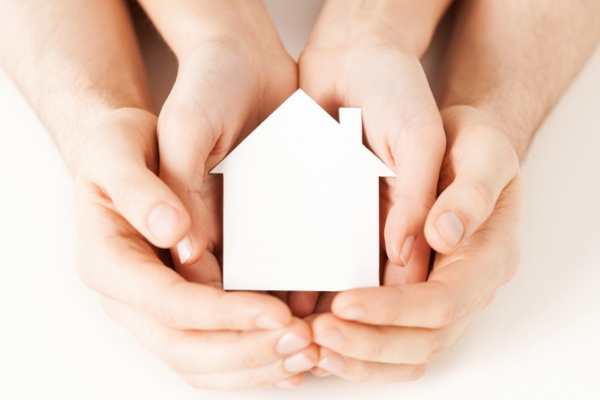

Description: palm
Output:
[156,38,297,286]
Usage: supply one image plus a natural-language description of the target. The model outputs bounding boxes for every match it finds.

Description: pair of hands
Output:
[74,11,521,389]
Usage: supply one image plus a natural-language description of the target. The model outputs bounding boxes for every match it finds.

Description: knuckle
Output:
[248,368,275,388]
[463,180,495,224]
[357,365,376,384]
[153,281,187,330]
[434,301,462,328]
[364,339,384,361]
[240,348,264,370]
[425,332,448,363]
[407,364,427,382]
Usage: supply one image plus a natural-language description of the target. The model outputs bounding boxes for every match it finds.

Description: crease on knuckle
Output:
[153,279,187,329]
[241,347,265,370]
[425,331,449,363]
[407,364,427,382]
[464,180,495,225]
[364,335,384,361]
[248,367,274,388]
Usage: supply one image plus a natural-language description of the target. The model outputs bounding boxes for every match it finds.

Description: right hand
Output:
[75,108,317,390]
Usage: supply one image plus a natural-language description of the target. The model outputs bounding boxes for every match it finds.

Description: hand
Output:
[156,15,299,281]
[75,108,317,390]
[309,106,521,383]
[292,9,447,315]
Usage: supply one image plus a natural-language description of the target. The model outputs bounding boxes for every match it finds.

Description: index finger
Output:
[75,182,292,331]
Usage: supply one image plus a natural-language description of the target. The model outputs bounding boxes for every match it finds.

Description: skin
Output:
[0,0,317,390]
[1,0,599,390]
[309,0,600,383]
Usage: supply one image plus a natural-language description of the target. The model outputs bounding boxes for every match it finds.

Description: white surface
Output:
[2,1,600,398]
[212,90,393,291]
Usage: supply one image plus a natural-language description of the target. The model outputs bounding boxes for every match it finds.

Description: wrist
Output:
[139,0,284,61]
[61,106,153,175]
[307,0,452,57]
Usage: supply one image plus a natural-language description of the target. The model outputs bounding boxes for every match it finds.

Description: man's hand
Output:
[75,108,317,389]
[309,106,521,383]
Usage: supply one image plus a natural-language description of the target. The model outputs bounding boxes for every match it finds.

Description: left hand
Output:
[309,106,521,383]
[290,4,448,316]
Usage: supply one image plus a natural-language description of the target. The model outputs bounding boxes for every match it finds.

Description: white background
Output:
[2,1,600,398]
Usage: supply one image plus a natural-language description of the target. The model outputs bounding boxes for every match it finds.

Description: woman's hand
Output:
[292,1,450,315]
[75,108,317,389]
[309,106,521,383]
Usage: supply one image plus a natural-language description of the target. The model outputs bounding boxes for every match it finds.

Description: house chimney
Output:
[339,108,362,143]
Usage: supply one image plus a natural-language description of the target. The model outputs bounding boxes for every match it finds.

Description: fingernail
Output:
[147,203,178,240]
[400,235,415,266]
[284,352,314,373]
[274,379,297,389]
[310,366,332,377]
[337,306,367,321]
[277,332,310,355]
[315,329,345,350]
[255,315,285,330]
[176,236,193,264]
[435,211,464,247]
[317,353,346,373]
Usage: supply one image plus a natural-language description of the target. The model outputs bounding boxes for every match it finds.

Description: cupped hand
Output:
[157,25,298,281]
[309,106,521,383]
[75,108,317,389]
[292,12,447,315]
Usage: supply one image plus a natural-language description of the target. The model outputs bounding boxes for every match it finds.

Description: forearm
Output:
[307,0,453,57]
[0,0,152,172]
[439,0,600,159]
[136,0,283,59]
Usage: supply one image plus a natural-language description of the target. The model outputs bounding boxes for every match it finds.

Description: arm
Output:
[0,0,152,172]
[311,0,600,383]
[0,0,315,389]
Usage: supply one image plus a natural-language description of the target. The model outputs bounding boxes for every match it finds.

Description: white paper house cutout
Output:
[211,89,395,291]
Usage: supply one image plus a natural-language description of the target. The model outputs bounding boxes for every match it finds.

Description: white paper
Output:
[211,89,395,291]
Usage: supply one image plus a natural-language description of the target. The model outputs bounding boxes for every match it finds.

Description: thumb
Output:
[81,109,191,249]
[425,106,519,253]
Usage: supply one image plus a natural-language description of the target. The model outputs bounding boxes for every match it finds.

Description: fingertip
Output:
[147,201,191,248]
[254,296,294,330]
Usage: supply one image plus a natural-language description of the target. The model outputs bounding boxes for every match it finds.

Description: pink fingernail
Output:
[277,332,310,355]
[317,353,346,373]
[176,236,192,264]
[284,352,314,373]
[436,211,464,247]
[400,235,415,266]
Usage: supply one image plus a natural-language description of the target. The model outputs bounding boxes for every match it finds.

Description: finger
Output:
[156,52,250,267]
[382,233,430,286]
[312,300,484,365]
[182,346,318,390]
[316,348,426,385]
[425,106,519,253]
[76,186,292,331]
[80,109,190,249]
[329,178,522,329]
[101,296,312,374]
